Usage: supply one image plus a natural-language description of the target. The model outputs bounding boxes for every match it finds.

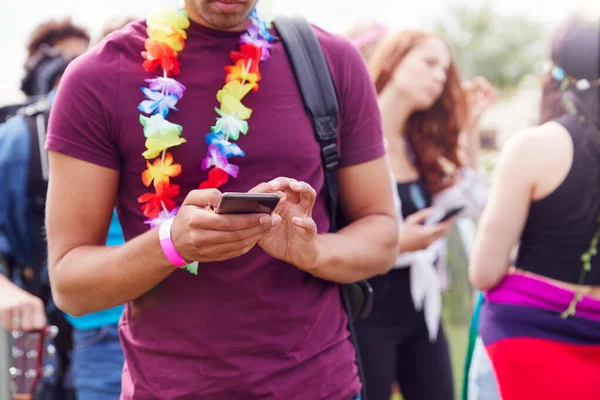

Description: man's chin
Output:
[205,17,247,30]
[200,9,250,30]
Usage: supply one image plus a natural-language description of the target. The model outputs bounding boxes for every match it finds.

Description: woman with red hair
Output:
[355,31,496,400]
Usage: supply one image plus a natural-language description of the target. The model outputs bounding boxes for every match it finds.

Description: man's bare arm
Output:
[47,152,278,316]
[309,157,399,283]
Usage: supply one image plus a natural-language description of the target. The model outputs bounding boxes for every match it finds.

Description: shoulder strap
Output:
[19,99,51,298]
[274,16,341,232]
[274,16,367,399]
[21,100,51,185]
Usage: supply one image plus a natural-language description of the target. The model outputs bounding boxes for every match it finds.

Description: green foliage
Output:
[561,218,600,318]
[434,2,549,89]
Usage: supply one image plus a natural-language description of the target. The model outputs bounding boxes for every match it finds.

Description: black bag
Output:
[275,16,373,399]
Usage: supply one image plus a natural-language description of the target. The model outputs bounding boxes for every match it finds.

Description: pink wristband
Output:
[159,218,188,267]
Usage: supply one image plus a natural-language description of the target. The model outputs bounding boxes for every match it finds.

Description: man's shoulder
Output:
[308,24,370,90]
[99,18,147,55]
[61,19,147,85]
[311,24,359,62]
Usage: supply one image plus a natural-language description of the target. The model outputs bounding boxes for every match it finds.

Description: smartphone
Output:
[215,192,281,215]
[423,205,465,225]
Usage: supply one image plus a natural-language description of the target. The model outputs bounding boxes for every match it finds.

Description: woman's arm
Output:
[468,131,537,290]
[459,77,498,169]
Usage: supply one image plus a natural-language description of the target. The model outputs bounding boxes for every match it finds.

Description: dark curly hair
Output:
[26,17,90,57]
[21,18,90,97]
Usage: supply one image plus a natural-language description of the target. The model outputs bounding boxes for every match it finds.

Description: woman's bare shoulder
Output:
[500,122,571,165]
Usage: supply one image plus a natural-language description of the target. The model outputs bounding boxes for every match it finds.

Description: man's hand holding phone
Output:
[169,189,281,263]
[249,177,320,271]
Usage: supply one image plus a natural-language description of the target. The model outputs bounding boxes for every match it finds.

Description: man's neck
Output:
[184,4,251,32]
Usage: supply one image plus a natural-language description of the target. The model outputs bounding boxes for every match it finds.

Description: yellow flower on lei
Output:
[147,25,186,52]
[218,93,252,120]
[142,132,187,159]
[217,80,254,102]
[146,8,190,38]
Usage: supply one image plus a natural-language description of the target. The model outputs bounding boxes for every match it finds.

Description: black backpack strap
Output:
[19,100,51,298]
[274,15,341,231]
[274,16,367,399]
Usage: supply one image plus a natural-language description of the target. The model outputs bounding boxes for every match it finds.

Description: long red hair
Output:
[369,31,468,194]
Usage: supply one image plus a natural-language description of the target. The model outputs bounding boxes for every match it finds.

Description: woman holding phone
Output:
[355,31,496,400]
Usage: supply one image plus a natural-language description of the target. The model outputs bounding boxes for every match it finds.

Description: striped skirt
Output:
[479,274,600,400]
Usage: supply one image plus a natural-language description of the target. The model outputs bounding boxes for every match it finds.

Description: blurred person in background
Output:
[0,18,90,123]
[355,30,496,400]
[21,18,90,99]
[0,17,90,400]
[1,17,129,400]
[469,10,600,400]
[345,21,388,62]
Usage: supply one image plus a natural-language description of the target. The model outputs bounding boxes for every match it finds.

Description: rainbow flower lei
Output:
[136,8,275,274]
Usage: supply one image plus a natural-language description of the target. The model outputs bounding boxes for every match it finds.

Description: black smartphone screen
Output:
[215,193,281,215]
[423,205,465,225]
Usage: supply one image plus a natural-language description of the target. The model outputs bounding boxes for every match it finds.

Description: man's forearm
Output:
[309,214,398,284]
[50,229,175,317]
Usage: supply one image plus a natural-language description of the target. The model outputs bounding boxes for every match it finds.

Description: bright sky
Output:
[0,0,586,106]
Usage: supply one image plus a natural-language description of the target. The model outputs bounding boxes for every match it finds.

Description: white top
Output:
[393,167,488,341]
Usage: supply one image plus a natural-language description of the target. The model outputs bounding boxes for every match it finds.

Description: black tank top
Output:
[395,139,433,219]
[396,179,432,219]
[516,113,600,284]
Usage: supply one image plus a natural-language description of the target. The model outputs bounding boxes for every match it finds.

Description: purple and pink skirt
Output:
[479,274,600,399]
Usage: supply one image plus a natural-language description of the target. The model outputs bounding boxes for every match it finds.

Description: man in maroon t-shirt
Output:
[45,1,398,399]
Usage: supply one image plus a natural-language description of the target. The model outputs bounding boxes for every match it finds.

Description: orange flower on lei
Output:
[142,39,181,76]
[224,60,261,91]
[141,152,182,187]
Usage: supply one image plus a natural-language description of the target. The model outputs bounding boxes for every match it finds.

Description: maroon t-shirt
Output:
[47,18,384,400]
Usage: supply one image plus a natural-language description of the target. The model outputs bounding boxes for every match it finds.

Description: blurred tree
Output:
[434,2,549,89]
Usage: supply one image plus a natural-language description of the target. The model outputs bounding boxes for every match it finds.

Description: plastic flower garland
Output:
[136,8,275,274]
